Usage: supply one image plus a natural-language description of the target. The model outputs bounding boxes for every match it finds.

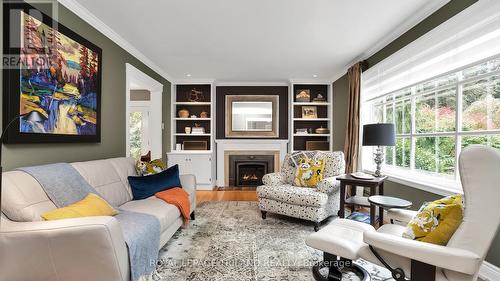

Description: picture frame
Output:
[3,1,102,143]
[182,141,208,150]
[295,89,310,102]
[225,95,279,138]
[302,106,317,119]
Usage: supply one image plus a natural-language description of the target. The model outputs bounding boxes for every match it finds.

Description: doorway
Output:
[126,64,163,160]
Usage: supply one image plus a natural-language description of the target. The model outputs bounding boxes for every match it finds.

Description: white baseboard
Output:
[479,261,500,281]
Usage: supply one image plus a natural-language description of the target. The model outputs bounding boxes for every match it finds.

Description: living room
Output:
[1,0,499,281]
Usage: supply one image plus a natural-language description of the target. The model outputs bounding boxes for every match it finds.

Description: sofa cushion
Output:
[41,193,119,221]
[120,197,181,231]
[128,165,181,200]
[108,157,137,199]
[293,158,326,187]
[403,194,463,246]
[136,159,167,176]
[257,184,328,207]
[1,171,57,222]
[71,158,134,206]
[279,151,345,184]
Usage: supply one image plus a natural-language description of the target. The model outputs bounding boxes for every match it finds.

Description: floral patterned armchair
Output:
[256,151,345,231]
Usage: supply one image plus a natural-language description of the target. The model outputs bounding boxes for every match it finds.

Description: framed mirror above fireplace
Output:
[225,95,279,138]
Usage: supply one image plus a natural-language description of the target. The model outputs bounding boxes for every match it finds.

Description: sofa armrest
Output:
[0,216,129,281]
[262,172,285,186]
[180,174,196,193]
[316,176,341,194]
[364,231,481,275]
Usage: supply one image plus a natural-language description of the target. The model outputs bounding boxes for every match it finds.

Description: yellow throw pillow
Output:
[294,158,326,187]
[136,159,167,176]
[41,193,118,221]
[402,194,463,245]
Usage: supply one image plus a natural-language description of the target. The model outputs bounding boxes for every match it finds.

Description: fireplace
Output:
[228,155,274,187]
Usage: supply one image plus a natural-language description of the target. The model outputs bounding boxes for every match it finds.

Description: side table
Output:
[368,195,412,225]
[337,174,387,226]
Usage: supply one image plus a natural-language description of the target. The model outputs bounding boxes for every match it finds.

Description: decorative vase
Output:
[178,109,189,118]
[185,127,192,134]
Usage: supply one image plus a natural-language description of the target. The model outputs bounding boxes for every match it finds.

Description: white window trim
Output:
[362,167,460,196]
[360,0,500,196]
[363,56,500,195]
[362,0,500,101]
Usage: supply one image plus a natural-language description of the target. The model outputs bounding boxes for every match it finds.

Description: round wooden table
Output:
[368,195,412,225]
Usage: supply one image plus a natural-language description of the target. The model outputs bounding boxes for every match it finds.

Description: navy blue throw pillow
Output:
[128,164,182,200]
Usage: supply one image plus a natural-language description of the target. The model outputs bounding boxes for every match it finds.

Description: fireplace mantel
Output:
[215,139,289,187]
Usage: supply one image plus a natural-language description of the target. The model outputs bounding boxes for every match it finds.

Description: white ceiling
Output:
[70,0,446,82]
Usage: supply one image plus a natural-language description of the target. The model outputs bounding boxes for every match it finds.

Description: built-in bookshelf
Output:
[290,83,333,152]
[170,83,214,152]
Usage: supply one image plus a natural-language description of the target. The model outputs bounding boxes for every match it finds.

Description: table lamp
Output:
[362,123,395,177]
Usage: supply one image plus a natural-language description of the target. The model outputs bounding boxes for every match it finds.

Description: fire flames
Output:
[241,174,259,181]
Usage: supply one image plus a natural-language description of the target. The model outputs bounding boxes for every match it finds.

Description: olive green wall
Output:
[332,74,348,152]
[0,1,171,170]
[332,0,500,267]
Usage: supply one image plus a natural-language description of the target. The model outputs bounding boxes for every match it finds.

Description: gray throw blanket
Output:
[19,163,161,281]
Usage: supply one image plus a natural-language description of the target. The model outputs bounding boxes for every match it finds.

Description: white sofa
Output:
[0,157,196,281]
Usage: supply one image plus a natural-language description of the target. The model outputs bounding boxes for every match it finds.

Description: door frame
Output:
[125,64,163,159]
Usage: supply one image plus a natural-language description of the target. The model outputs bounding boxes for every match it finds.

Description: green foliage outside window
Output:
[374,57,500,178]
[129,112,143,159]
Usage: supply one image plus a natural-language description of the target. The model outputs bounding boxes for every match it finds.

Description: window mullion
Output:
[410,87,416,170]
[455,72,464,183]
[392,99,396,165]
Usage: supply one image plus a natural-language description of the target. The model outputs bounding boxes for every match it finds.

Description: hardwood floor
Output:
[196,190,257,204]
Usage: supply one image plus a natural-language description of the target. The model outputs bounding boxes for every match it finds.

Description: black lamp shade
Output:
[362,123,396,146]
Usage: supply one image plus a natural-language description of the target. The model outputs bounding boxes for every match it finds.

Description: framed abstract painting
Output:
[3,1,101,143]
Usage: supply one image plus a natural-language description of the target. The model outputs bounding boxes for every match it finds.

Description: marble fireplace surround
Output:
[215,139,289,187]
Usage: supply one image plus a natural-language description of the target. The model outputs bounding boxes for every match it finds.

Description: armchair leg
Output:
[261,211,267,219]
[411,259,436,281]
[314,222,321,232]
[190,211,195,220]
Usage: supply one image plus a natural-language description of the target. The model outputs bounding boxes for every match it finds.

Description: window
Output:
[366,56,500,189]
[128,107,151,159]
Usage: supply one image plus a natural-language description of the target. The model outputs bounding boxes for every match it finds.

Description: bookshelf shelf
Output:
[290,83,333,152]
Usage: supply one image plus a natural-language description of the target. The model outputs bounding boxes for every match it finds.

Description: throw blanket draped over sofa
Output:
[19,163,161,281]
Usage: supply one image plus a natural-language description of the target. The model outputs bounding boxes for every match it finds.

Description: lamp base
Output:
[373,146,384,177]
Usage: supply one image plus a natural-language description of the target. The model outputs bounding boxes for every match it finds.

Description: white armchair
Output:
[257,151,345,231]
[306,145,500,281]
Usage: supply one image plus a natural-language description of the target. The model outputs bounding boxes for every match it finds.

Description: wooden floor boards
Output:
[196,190,257,204]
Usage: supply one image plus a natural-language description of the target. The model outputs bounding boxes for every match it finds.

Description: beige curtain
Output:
[343,62,362,174]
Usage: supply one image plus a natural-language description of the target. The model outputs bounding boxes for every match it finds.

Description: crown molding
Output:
[173,79,216,85]
[57,0,174,82]
[215,81,289,87]
[330,0,450,83]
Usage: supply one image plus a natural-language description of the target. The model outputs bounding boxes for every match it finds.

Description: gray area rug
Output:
[152,201,393,281]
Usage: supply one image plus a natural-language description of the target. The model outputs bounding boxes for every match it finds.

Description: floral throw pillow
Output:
[136,159,167,176]
[293,157,326,188]
[402,194,463,246]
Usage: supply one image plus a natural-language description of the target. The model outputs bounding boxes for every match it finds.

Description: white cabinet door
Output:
[167,153,213,186]
[188,154,212,185]
[167,154,189,174]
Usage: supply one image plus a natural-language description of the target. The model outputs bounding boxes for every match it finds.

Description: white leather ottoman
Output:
[306,218,375,280]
